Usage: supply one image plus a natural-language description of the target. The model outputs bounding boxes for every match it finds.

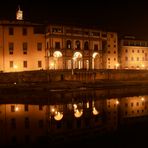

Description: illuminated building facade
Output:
[1,8,148,72]
[45,25,118,70]
[119,37,148,69]
[0,6,119,72]
[0,20,45,72]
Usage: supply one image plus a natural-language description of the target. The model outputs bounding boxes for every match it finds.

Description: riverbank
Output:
[0,80,148,92]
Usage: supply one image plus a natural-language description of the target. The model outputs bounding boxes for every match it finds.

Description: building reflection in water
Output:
[0,90,148,146]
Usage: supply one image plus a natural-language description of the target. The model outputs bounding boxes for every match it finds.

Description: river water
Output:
[1,86,148,147]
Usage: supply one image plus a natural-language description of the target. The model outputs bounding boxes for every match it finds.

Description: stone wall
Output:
[0,69,148,84]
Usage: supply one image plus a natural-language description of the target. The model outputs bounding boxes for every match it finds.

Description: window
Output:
[37,42,42,51]
[25,117,30,129]
[125,57,128,61]
[125,49,128,53]
[22,28,27,35]
[67,40,71,49]
[9,42,14,54]
[11,118,16,129]
[84,41,89,50]
[137,57,139,61]
[131,57,134,61]
[38,120,44,128]
[24,104,28,112]
[23,61,27,68]
[75,40,80,50]
[9,27,14,35]
[23,42,27,54]
[94,44,98,51]
[55,42,60,49]
[38,61,42,68]
[39,105,43,110]
[11,105,15,112]
[10,61,13,68]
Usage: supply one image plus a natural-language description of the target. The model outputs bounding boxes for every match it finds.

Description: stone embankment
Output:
[0,80,148,93]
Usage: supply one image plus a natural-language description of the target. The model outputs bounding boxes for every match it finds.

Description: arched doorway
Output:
[49,51,63,69]
[92,52,101,69]
[73,52,83,69]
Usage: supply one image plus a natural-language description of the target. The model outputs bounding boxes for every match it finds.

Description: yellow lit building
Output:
[119,36,148,69]
[0,20,45,72]
[45,25,118,70]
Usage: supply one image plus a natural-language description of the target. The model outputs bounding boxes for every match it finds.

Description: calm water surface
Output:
[1,86,148,148]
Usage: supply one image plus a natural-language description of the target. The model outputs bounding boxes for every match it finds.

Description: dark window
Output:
[84,41,89,50]
[9,27,14,35]
[75,40,80,50]
[25,117,30,129]
[38,120,44,128]
[22,28,27,35]
[11,118,16,129]
[24,104,28,112]
[23,42,27,54]
[38,61,42,68]
[9,42,14,54]
[94,44,98,51]
[23,61,27,68]
[11,105,15,112]
[67,40,71,49]
[10,61,13,68]
[39,105,43,111]
[55,42,60,49]
[37,43,42,51]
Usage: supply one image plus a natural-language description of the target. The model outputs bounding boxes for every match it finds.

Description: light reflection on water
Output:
[1,87,148,147]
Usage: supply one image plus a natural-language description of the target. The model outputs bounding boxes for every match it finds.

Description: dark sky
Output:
[1,0,148,39]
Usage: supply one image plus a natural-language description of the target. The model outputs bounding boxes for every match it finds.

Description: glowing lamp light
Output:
[92,107,99,115]
[141,97,145,101]
[14,65,18,69]
[54,112,63,121]
[116,100,119,105]
[74,109,83,118]
[15,107,19,111]
[141,64,145,68]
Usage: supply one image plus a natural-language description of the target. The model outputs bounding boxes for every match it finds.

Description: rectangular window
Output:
[11,118,16,129]
[11,105,15,112]
[24,104,28,112]
[38,120,44,128]
[9,42,14,54]
[22,28,27,35]
[9,27,14,35]
[23,42,27,54]
[25,117,30,129]
[55,42,60,49]
[39,105,43,111]
[38,61,42,68]
[23,61,27,68]
[94,44,98,51]
[10,61,13,68]
[37,42,42,51]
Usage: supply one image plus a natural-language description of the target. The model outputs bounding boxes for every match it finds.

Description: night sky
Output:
[1,0,148,39]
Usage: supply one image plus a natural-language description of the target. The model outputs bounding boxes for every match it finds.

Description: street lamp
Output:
[14,64,18,72]
[115,63,120,69]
